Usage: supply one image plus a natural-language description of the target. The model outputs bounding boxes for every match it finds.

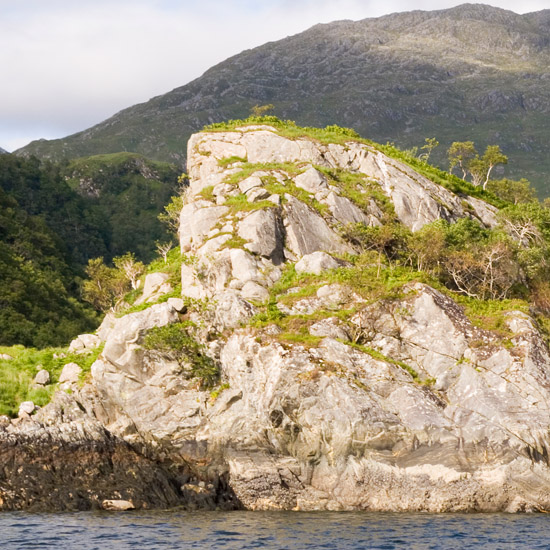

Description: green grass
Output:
[262,177,329,216]
[198,185,215,202]
[218,156,247,167]
[318,167,395,219]
[220,234,248,249]
[346,341,421,382]
[455,296,529,339]
[210,382,230,401]
[205,116,507,210]
[0,344,104,417]
[224,193,276,213]
[204,117,362,146]
[143,322,219,388]
[223,161,305,186]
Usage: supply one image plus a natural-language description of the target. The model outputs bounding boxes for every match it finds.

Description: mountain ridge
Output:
[16,3,550,193]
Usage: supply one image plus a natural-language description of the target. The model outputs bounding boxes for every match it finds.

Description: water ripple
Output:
[2,511,550,549]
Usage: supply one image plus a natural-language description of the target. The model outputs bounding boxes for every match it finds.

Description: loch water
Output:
[2,510,550,549]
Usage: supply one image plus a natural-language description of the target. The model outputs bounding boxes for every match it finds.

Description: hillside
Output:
[0,152,179,347]
[16,4,550,194]
[4,120,550,511]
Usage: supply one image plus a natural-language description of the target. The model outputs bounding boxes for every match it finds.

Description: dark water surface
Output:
[2,510,549,549]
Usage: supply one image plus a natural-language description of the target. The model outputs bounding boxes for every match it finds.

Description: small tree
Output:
[486,178,536,205]
[82,258,127,312]
[419,137,439,162]
[250,104,274,117]
[156,240,173,263]
[448,141,477,179]
[113,252,144,290]
[468,156,488,187]
[344,222,409,278]
[158,194,184,234]
[407,221,445,273]
[481,145,508,189]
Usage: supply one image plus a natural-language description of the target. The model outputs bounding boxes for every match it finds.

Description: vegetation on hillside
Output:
[0,153,179,348]
[204,117,550,339]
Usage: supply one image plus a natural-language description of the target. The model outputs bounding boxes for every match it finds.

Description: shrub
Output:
[143,322,219,388]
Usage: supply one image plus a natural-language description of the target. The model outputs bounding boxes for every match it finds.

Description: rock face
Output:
[186,128,496,233]
[0,392,213,511]
[4,126,550,513]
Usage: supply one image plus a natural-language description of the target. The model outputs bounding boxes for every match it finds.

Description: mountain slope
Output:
[0,152,179,347]
[16,4,550,194]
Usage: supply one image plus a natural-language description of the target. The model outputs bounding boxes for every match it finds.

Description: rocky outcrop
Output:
[0,392,224,511]
[3,126,550,513]
[187,127,498,233]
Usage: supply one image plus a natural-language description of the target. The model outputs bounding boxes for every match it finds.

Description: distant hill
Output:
[0,152,179,347]
[0,147,7,154]
[16,4,550,194]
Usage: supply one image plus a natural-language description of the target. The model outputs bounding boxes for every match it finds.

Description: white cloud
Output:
[1,0,549,150]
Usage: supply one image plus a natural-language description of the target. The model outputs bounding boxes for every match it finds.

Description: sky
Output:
[1,0,549,152]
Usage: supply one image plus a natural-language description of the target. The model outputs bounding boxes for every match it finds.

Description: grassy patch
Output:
[221,234,248,249]
[224,193,275,213]
[319,167,395,219]
[456,296,529,338]
[346,341,421,382]
[263,178,329,216]
[204,117,362,146]
[198,185,215,202]
[223,161,305,186]
[218,155,247,167]
[210,382,230,401]
[143,322,219,388]
[0,344,104,417]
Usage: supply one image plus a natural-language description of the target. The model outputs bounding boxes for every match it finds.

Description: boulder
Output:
[0,354,13,361]
[33,370,51,386]
[309,317,350,341]
[68,334,101,353]
[246,187,271,203]
[238,209,285,264]
[18,401,36,417]
[181,264,208,300]
[239,175,263,193]
[135,272,172,305]
[213,290,257,330]
[101,303,179,379]
[284,196,352,257]
[101,499,135,511]
[241,281,270,303]
[96,312,116,342]
[59,363,82,385]
[167,297,186,312]
[241,131,303,163]
[295,251,343,275]
[179,202,228,250]
[294,166,329,194]
[230,249,261,284]
[325,192,372,225]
